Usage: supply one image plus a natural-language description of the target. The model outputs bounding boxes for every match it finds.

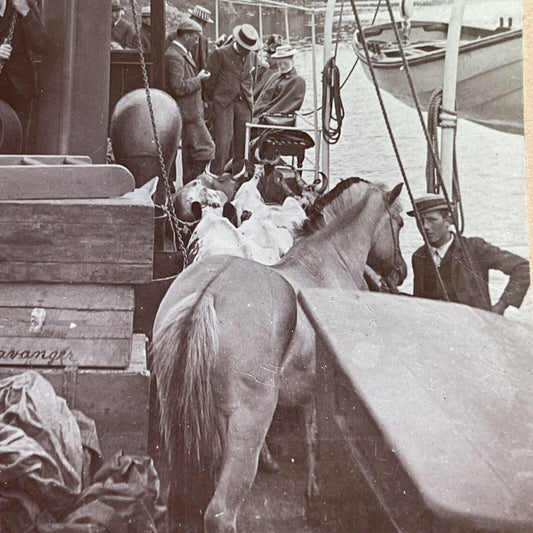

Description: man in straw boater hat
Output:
[253,43,306,123]
[409,193,529,315]
[166,18,215,183]
[204,23,259,175]
[187,4,213,72]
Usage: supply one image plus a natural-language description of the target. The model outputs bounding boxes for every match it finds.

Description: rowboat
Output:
[353,21,523,135]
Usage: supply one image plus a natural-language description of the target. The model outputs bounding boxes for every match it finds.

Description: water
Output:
[292,0,531,323]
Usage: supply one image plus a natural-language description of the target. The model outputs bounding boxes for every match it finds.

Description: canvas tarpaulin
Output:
[0,371,166,532]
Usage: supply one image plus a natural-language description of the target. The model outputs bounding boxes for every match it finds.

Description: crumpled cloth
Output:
[0,371,166,532]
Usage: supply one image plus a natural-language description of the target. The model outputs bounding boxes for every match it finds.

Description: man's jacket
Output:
[0,0,45,98]
[412,235,530,311]
[204,44,254,111]
[253,67,305,120]
[165,42,204,123]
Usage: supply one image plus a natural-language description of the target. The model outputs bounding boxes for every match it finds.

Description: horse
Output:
[152,177,407,532]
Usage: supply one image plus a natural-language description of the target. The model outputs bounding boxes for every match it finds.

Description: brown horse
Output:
[152,178,407,532]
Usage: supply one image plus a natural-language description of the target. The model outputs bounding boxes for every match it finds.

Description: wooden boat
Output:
[353,21,523,135]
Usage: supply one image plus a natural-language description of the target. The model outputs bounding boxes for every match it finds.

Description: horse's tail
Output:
[152,291,222,529]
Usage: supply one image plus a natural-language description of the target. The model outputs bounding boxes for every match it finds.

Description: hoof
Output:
[305,493,326,526]
[258,455,280,474]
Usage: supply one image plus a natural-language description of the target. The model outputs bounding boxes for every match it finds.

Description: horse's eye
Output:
[212,203,220,209]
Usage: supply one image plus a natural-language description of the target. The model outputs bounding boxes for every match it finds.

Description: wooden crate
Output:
[0,334,150,459]
[0,283,134,368]
[0,188,154,284]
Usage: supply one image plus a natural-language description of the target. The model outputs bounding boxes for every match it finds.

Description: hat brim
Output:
[271,50,297,59]
[407,204,450,217]
[232,25,260,51]
[188,8,214,23]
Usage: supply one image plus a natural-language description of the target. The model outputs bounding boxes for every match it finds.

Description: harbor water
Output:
[291,0,530,323]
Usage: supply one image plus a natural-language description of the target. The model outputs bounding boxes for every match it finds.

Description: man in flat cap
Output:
[166,17,215,183]
[409,193,529,315]
[188,5,213,72]
[204,23,259,175]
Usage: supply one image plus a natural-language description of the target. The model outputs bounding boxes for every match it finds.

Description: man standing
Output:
[409,194,530,314]
[253,44,306,123]
[188,5,213,72]
[139,5,151,51]
[111,0,134,49]
[204,23,259,175]
[166,18,215,183]
[0,0,45,151]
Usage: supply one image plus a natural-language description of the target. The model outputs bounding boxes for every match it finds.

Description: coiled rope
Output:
[321,57,344,144]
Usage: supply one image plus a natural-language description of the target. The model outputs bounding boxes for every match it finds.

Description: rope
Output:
[0,12,17,76]
[349,0,450,301]
[425,89,465,234]
[321,57,344,144]
[302,0,383,118]
[129,0,189,267]
[379,0,487,307]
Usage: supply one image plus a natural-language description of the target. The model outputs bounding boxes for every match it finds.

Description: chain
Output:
[0,12,18,76]
[128,0,189,266]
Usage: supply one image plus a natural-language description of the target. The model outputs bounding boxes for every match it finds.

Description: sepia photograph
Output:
[0,0,531,531]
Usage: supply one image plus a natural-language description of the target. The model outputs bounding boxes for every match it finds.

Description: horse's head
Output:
[366,182,408,290]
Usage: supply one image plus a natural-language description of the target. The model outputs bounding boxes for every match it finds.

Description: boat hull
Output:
[353,22,523,135]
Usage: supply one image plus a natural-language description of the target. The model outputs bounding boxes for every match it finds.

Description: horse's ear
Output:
[387,183,403,206]
[191,201,203,220]
[223,202,238,227]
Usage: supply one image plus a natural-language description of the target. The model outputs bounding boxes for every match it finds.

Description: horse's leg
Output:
[302,397,323,524]
[204,390,279,533]
[258,441,280,473]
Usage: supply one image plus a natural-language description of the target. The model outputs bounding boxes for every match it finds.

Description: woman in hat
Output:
[253,44,306,123]
[204,23,259,175]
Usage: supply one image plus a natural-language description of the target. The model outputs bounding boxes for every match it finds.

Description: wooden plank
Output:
[0,308,132,339]
[0,284,133,367]
[0,283,134,310]
[0,338,131,368]
[0,262,153,284]
[0,165,135,199]
[0,222,153,263]
[0,334,150,458]
[0,155,92,165]
[300,289,533,533]
[0,191,154,283]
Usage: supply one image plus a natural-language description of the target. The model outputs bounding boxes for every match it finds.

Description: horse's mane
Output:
[297,177,402,237]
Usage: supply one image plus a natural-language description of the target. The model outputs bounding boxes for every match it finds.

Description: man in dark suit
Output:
[188,5,213,72]
[204,23,258,175]
[166,18,215,184]
[409,194,530,315]
[0,0,45,150]
[111,0,135,49]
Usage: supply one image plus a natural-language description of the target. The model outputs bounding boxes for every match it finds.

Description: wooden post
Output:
[439,0,467,195]
[322,0,336,182]
[284,7,290,43]
[151,0,165,90]
[311,10,320,186]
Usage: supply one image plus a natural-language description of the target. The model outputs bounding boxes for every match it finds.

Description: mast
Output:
[440,0,467,195]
